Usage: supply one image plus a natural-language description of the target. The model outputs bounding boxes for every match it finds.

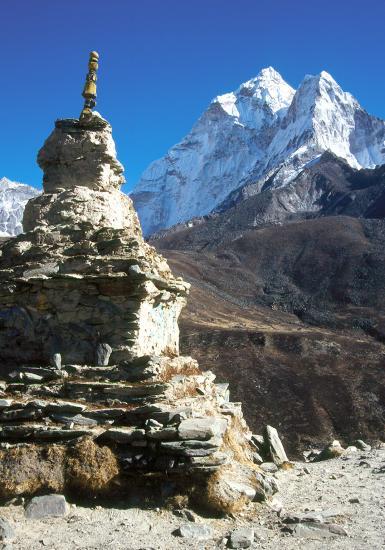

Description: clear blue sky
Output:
[2,0,385,192]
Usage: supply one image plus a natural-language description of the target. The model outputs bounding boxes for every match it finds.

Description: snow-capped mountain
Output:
[131,67,385,235]
[0,178,40,236]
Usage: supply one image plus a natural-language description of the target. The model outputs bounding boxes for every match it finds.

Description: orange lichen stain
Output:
[35,292,49,311]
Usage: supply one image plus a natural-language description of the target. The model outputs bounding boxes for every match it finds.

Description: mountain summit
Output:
[131,68,385,235]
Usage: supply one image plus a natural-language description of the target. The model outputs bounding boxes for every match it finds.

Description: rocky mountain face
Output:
[131,67,385,235]
[152,152,385,249]
[0,111,277,513]
[0,177,40,236]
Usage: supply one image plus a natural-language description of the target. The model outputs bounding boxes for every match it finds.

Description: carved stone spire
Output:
[80,51,99,121]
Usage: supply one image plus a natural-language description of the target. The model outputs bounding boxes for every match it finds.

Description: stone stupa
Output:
[0,52,277,512]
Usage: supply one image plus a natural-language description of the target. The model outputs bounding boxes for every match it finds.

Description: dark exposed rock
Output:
[354,439,371,451]
[315,441,345,461]
[152,215,385,455]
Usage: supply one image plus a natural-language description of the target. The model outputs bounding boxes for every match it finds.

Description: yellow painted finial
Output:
[80,51,99,122]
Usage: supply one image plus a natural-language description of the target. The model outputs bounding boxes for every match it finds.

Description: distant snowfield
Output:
[131,67,385,235]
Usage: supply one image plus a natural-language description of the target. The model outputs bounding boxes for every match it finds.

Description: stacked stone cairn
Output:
[0,112,277,512]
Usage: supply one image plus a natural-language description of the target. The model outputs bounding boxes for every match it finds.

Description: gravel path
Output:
[1,447,384,549]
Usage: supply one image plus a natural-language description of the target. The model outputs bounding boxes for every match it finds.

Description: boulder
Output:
[260,462,278,473]
[205,464,261,514]
[50,353,62,369]
[24,495,70,519]
[316,440,345,461]
[228,527,254,548]
[252,452,263,464]
[354,439,371,451]
[175,523,214,540]
[264,425,288,465]
[289,522,348,538]
[0,518,15,541]
[95,343,112,366]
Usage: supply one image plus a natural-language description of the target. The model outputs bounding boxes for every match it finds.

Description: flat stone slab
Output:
[83,408,127,420]
[290,522,348,538]
[25,495,70,519]
[147,427,179,441]
[160,440,220,457]
[178,417,228,441]
[0,424,96,441]
[46,401,87,414]
[99,427,146,443]
[176,523,214,540]
[64,381,168,400]
[0,407,44,421]
[49,413,99,427]
[229,527,255,548]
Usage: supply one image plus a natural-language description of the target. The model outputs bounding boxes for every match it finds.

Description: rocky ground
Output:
[1,446,383,549]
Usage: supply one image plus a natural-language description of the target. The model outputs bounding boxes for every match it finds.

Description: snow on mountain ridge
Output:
[213,67,295,128]
[132,68,385,235]
[0,177,40,236]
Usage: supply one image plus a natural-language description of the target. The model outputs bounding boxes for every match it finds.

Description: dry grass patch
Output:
[204,468,249,515]
[0,445,66,499]
[66,438,119,494]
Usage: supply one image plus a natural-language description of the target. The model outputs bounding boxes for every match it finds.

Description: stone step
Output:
[189,451,229,469]
[0,424,99,441]
[49,413,100,427]
[98,427,146,444]
[7,368,65,383]
[64,381,169,402]
[123,405,193,426]
[146,427,178,441]
[46,401,88,414]
[64,365,119,379]
[83,408,127,420]
[6,384,63,398]
[159,438,221,457]
[0,407,44,421]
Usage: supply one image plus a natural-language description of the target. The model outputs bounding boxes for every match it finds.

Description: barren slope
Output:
[155,216,385,455]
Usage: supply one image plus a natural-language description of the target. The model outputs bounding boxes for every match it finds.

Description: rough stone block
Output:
[178,417,228,441]
[24,495,70,519]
